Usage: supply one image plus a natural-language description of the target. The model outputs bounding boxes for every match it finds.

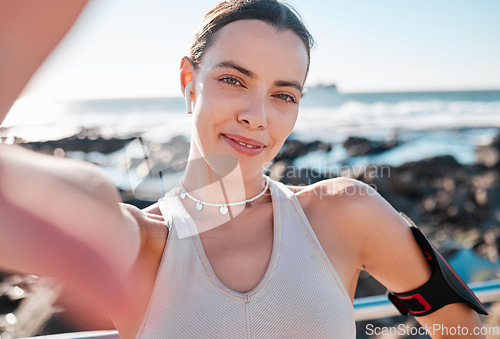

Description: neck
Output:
[182,144,268,204]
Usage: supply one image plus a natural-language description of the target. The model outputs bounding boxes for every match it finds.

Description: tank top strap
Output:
[269,179,298,199]
[158,186,197,240]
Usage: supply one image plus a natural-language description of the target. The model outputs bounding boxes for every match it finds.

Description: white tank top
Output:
[136,179,355,338]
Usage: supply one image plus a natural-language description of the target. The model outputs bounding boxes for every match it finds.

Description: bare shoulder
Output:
[292,177,431,293]
[120,202,167,248]
[143,201,161,215]
[294,177,413,249]
[141,202,167,242]
[288,177,382,250]
[288,176,380,213]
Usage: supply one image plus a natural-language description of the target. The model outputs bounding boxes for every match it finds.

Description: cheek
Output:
[270,111,299,148]
[276,110,298,135]
[192,95,229,150]
[194,86,228,123]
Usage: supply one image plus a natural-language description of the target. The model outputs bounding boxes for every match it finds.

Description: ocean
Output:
[6,88,500,142]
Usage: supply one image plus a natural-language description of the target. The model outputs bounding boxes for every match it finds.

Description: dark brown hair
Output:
[190,0,315,76]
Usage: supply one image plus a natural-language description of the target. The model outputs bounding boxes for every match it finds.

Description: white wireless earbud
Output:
[184,81,193,114]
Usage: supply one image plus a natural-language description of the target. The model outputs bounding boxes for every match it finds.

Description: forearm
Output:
[416,303,485,338]
[0,145,140,310]
[0,145,140,270]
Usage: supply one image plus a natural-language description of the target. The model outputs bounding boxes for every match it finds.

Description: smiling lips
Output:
[222,133,266,155]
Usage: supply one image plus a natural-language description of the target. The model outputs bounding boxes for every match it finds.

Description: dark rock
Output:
[398,155,461,178]
[387,171,430,197]
[121,197,155,210]
[0,294,22,314]
[476,133,500,168]
[340,152,500,232]
[267,160,291,182]
[472,228,500,262]
[342,136,399,157]
[20,130,135,154]
[278,167,333,186]
[275,139,331,162]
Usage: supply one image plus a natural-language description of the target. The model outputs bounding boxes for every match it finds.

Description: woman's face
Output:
[189,19,309,176]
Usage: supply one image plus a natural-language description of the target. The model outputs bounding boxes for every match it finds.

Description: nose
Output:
[237,93,268,129]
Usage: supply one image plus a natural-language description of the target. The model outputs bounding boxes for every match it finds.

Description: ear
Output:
[180,56,194,96]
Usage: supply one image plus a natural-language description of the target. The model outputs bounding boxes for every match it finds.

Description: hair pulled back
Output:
[190,0,315,74]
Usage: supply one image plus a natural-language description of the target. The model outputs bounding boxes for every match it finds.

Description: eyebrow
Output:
[274,80,304,97]
[213,61,304,96]
[214,61,255,78]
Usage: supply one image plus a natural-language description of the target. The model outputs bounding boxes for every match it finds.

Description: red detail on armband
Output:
[398,293,432,314]
[423,251,432,260]
[390,295,408,314]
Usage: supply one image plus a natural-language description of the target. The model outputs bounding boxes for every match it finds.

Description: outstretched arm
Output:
[0,0,147,328]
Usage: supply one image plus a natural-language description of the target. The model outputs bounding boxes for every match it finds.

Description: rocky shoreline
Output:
[1,129,500,337]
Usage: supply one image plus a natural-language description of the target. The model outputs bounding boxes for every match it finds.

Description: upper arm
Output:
[326,178,484,336]
[315,177,432,292]
[352,188,432,292]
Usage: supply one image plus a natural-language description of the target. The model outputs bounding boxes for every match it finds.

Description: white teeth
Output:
[236,140,258,148]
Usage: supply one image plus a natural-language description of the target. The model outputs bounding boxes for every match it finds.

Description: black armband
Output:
[386,213,488,317]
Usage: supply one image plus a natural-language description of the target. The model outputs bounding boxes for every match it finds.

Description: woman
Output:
[118,0,486,337]
[1,0,486,338]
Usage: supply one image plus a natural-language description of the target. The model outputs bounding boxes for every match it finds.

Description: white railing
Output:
[26,280,500,338]
[26,331,120,339]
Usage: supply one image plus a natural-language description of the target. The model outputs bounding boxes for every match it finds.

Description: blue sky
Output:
[22,0,500,99]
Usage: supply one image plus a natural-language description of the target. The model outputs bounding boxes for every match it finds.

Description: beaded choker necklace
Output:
[179,176,270,215]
